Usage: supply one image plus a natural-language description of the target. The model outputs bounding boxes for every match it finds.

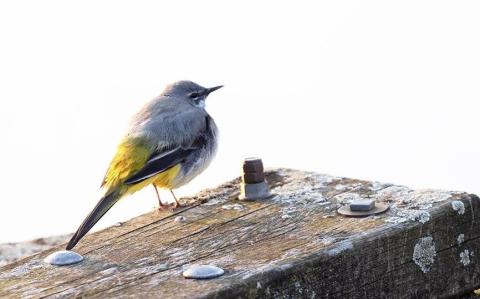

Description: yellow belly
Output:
[124,164,181,195]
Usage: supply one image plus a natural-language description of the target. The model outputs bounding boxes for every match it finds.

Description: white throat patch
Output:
[195,99,205,108]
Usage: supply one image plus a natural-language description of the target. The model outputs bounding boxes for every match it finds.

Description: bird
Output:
[66,80,222,250]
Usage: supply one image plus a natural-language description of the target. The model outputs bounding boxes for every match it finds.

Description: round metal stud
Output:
[44,250,83,266]
[182,265,225,279]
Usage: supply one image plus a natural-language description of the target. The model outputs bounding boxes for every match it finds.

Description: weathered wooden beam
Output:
[1,169,479,298]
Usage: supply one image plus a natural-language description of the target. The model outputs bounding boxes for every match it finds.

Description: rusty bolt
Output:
[242,157,265,183]
[239,157,270,200]
[243,157,264,173]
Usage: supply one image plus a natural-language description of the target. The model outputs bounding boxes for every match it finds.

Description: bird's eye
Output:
[189,92,199,99]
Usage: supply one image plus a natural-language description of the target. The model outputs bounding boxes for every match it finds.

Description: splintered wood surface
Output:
[1,169,479,298]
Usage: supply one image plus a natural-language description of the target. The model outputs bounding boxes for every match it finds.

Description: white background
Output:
[0,1,478,243]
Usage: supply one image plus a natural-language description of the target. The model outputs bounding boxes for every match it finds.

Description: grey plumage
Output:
[124,80,220,187]
[129,81,213,146]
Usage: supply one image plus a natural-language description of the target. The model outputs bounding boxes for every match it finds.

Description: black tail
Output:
[66,191,120,250]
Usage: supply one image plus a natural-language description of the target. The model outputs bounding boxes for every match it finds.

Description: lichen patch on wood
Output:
[452,200,466,215]
[460,249,473,266]
[458,233,465,245]
[413,236,436,273]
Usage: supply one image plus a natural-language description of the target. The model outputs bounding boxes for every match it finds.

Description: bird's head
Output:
[163,80,223,109]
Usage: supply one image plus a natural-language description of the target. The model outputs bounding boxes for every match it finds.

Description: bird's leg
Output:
[170,189,182,208]
[153,184,169,210]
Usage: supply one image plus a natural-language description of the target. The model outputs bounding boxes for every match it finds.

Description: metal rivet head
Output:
[44,250,83,266]
[182,264,225,279]
[174,216,187,223]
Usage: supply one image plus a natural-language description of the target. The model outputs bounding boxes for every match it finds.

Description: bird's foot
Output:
[157,202,189,212]
[170,201,184,211]
[157,202,175,211]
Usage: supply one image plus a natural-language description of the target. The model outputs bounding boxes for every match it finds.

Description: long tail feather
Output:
[66,191,121,250]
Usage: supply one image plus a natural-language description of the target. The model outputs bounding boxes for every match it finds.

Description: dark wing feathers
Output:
[123,147,194,185]
[122,116,212,186]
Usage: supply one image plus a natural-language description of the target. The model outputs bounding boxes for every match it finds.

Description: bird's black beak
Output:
[205,85,223,95]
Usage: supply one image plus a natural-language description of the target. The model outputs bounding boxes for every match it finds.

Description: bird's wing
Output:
[122,114,213,185]
[123,146,195,185]
[101,115,210,189]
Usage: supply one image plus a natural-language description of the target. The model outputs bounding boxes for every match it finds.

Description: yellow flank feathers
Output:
[152,164,180,189]
[102,137,181,195]
[102,137,151,190]
[126,164,180,195]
